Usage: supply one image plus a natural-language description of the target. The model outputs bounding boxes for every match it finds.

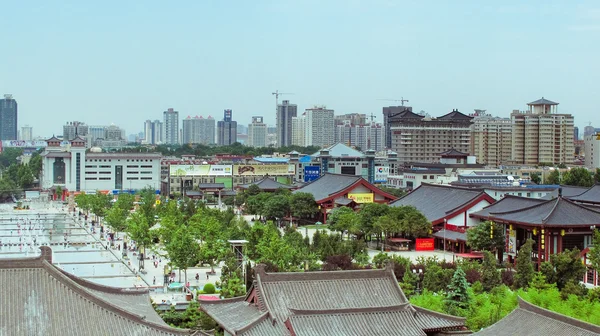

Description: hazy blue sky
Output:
[2,0,599,138]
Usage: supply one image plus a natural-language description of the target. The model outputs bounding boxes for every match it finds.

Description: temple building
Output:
[200,264,466,336]
[0,247,198,336]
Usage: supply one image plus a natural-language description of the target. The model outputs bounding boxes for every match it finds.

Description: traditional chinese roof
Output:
[432,229,467,242]
[293,173,396,203]
[559,185,590,198]
[387,109,424,120]
[472,298,600,335]
[197,183,225,190]
[200,265,465,336]
[437,109,474,121]
[567,184,600,204]
[527,97,559,105]
[238,177,292,191]
[390,184,494,225]
[439,148,470,157]
[471,195,546,219]
[0,247,196,336]
[482,197,600,227]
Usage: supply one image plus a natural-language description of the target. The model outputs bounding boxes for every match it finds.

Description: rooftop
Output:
[311,143,365,158]
[292,173,362,202]
[238,177,293,191]
[527,97,559,106]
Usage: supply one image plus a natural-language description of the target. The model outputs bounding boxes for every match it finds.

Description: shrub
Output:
[203,283,216,294]
[501,270,514,287]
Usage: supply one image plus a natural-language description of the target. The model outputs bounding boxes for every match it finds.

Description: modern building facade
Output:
[217,109,237,146]
[584,133,600,169]
[143,120,163,145]
[383,105,412,149]
[276,100,297,147]
[334,122,385,151]
[163,108,179,145]
[334,113,368,126]
[304,106,335,147]
[389,109,473,163]
[0,94,17,140]
[470,109,512,166]
[182,115,215,145]
[511,98,574,165]
[247,116,267,148]
[63,121,89,142]
[291,115,306,147]
[20,125,33,141]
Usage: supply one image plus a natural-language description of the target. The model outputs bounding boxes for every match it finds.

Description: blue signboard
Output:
[304,166,321,182]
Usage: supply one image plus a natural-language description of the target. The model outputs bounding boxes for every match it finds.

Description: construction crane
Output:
[377,97,409,106]
[272,90,294,108]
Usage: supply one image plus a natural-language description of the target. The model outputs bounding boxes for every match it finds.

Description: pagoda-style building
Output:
[200,264,466,336]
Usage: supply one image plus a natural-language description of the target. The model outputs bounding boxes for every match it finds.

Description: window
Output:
[140,165,152,168]
[127,177,139,180]
[85,177,97,180]
[99,177,111,180]
[140,177,152,180]
[127,165,138,168]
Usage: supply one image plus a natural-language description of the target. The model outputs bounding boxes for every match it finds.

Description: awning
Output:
[432,229,467,242]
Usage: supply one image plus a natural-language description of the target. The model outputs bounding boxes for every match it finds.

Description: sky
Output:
[2,0,599,138]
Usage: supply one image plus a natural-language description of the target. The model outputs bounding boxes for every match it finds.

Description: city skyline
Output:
[1,1,599,136]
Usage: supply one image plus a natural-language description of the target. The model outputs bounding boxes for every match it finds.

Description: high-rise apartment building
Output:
[383,106,413,149]
[469,110,512,166]
[143,120,163,145]
[276,100,298,147]
[0,94,18,140]
[305,106,335,147]
[63,121,89,141]
[389,109,473,163]
[247,116,267,148]
[335,113,368,126]
[291,115,306,147]
[88,126,107,145]
[511,98,574,165]
[163,108,179,145]
[20,125,33,141]
[584,125,596,137]
[574,126,579,142]
[182,116,216,145]
[334,122,385,151]
[585,133,600,169]
[217,109,237,146]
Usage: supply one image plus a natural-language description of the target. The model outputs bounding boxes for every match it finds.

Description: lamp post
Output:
[443,218,447,254]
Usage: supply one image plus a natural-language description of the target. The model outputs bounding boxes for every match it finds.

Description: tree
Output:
[480,251,501,291]
[0,177,18,201]
[17,164,34,189]
[466,221,506,254]
[290,192,318,220]
[445,267,470,314]
[588,230,600,273]
[545,169,561,185]
[104,193,135,235]
[401,206,431,238]
[562,167,594,187]
[327,207,359,239]
[126,212,155,269]
[595,168,600,184]
[138,188,158,226]
[246,192,271,217]
[0,148,23,168]
[90,191,112,221]
[194,216,228,274]
[377,186,406,198]
[358,203,389,239]
[28,153,43,178]
[513,239,535,289]
[166,227,201,284]
[530,173,542,184]
[544,248,586,289]
[75,193,92,215]
[261,194,290,220]
[55,186,63,199]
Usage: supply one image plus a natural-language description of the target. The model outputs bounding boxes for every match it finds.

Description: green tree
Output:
[400,270,420,297]
[358,203,389,239]
[466,221,506,253]
[194,216,228,274]
[261,194,291,220]
[126,213,154,252]
[595,168,600,184]
[166,227,201,284]
[0,177,17,201]
[445,267,470,314]
[28,152,43,178]
[562,167,594,187]
[104,193,135,235]
[138,188,158,226]
[17,164,34,188]
[327,207,359,239]
[246,192,271,217]
[513,239,535,289]
[401,206,431,238]
[90,191,112,221]
[543,248,586,289]
[75,193,92,215]
[530,172,541,184]
[480,251,501,291]
[588,230,600,273]
[290,192,318,220]
[545,169,561,185]
[0,148,23,168]
[377,186,407,198]
[55,186,63,199]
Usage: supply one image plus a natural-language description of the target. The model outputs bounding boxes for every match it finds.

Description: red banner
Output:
[415,238,435,251]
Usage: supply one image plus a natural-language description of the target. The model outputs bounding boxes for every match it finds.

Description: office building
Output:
[470,110,512,166]
[574,126,579,142]
[63,121,89,142]
[217,109,237,146]
[511,98,574,165]
[291,115,306,146]
[247,116,267,148]
[182,115,215,145]
[143,120,163,145]
[304,106,335,147]
[0,94,17,140]
[20,125,33,141]
[389,109,473,163]
[163,108,179,145]
[383,106,413,149]
[276,100,298,147]
[334,122,385,151]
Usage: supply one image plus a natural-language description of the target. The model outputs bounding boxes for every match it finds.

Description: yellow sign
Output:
[348,193,374,203]
[233,164,295,176]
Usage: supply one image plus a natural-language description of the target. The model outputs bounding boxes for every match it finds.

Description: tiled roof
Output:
[559,185,589,198]
[486,197,600,226]
[237,315,289,336]
[388,109,424,120]
[439,148,470,157]
[198,183,225,189]
[568,184,600,204]
[471,195,545,218]
[412,306,467,332]
[472,298,600,335]
[0,247,195,336]
[201,297,265,335]
[311,143,365,158]
[239,177,292,190]
[528,97,559,105]
[437,110,473,121]
[292,173,361,202]
[334,197,354,205]
[391,184,488,223]
[432,229,467,242]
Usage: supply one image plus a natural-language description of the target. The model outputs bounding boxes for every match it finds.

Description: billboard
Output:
[2,140,48,148]
[233,164,295,176]
[169,165,233,176]
[374,166,389,183]
[304,166,321,182]
[348,193,374,203]
[415,238,435,251]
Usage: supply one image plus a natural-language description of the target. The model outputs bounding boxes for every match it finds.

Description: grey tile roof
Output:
[439,148,469,156]
[559,185,590,198]
[292,173,362,202]
[568,184,600,204]
[471,196,545,218]
[334,197,354,205]
[487,197,600,226]
[390,184,487,222]
[201,297,265,335]
[437,110,474,121]
[311,143,365,158]
[198,183,225,189]
[0,247,195,336]
[472,298,600,335]
[237,315,289,336]
[432,229,467,242]
[528,97,559,105]
[239,177,292,190]
[412,306,467,332]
